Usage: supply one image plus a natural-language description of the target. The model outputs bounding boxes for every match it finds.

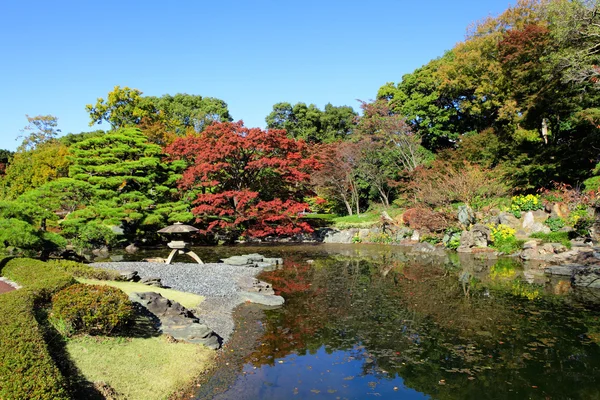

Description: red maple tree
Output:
[165,121,319,239]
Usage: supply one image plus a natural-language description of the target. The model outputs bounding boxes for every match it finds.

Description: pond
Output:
[129,244,600,399]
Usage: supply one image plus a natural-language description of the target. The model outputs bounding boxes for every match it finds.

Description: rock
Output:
[240,291,285,307]
[244,253,265,262]
[358,229,371,240]
[120,270,139,282]
[523,240,538,250]
[92,246,110,259]
[572,266,600,289]
[545,264,582,276]
[238,276,275,295]
[551,203,569,219]
[459,231,474,248]
[412,242,436,253]
[471,224,491,247]
[393,227,413,241]
[529,222,551,234]
[520,248,538,260]
[522,211,535,229]
[323,229,358,244]
[457,205,476,226]
[551,243,568,253]
[140,277,163,287]
[539,243,556,255]
[109,255,124,262]
[129,292,220,349]
[498,212,520,228]
[220,256,255,266]
[410,230,420,241]
[571,238,593,248]
[262,257,284,266]
[125,243,139,254]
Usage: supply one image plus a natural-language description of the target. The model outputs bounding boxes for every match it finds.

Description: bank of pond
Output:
[2,244,600,399]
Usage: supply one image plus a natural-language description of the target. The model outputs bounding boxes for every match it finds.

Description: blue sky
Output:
[0,0,515,151]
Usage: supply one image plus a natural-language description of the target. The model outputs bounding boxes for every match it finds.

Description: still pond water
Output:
[134,244,600,399]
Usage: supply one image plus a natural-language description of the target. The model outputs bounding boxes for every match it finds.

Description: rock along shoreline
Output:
[91,257,284,346]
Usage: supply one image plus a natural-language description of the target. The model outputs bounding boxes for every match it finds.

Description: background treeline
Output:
[0,0,598,255]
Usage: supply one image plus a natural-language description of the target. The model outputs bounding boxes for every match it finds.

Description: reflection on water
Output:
[168,244,600,400]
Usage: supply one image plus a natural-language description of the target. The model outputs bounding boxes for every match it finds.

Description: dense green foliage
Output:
[0,258,75,400]
[51,283,134,336]
[266,102,357,143]
[378,0,600,189]
[0,0,598,251]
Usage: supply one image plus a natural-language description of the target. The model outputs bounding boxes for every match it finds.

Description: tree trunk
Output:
[342,195,353,216]
[541,118,549,144]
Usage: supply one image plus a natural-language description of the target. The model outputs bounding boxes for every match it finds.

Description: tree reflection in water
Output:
[209,247,600,399]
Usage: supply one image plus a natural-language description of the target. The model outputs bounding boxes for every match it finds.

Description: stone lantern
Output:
[157,222,203,264]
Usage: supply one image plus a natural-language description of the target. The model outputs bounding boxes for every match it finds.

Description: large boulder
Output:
[125,243,139,254]
[457,224,491,252]
[457,205,476,226]
[323,229,358,244]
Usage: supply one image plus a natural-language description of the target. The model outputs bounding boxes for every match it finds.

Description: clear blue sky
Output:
[0,0,515,151]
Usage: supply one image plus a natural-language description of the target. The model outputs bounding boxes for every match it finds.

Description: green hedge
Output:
[48,259,122,281]
[0,258,75,400]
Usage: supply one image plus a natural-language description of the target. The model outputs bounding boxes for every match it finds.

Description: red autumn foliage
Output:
[165,121,320,238]
[402,207,449,232]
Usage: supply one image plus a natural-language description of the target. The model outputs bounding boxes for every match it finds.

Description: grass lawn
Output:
[76,278,204,310]
[67,335,214,400]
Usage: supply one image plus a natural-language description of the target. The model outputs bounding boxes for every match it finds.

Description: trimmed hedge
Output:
[48,259,122,281]
[0,258,75,400]
[52,283,134,335]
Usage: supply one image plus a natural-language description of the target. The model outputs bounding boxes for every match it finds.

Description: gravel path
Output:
[91,262,266,342]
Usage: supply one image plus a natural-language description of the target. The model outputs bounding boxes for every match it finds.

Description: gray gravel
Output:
[91,262,266,342]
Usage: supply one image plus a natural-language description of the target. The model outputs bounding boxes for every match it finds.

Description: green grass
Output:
[76,278,204,310]
[66,335,214,400]
[300,208,406,229]
[529,231,572,249]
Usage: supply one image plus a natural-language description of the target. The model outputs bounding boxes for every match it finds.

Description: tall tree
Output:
[1,115,69,199]
[17,115,61,151]
[64,128,187,238]
[86,86,233,144]
[266,102,356,143]
[165,121,318,239]
[311,142,363,215]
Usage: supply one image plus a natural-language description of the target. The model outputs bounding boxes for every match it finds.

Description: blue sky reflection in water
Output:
[213,345,427,399]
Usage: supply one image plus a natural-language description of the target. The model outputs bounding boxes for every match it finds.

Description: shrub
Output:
[420,234,442,245]
[48,259,121,280]
[69,222,119,251]
[568,205,594,237]
[0,258,74,400]
[544,217,565,232]
[366,232,394,244]
[510,194,544,218]
[410,160,508,210]
[51,283,134,336]
[402,207,448,232]
[489,224,523,254]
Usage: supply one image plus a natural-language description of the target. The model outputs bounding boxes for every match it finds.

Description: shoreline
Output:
[91,261,280,343]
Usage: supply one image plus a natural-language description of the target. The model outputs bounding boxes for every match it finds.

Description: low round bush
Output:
[51,284,134,335]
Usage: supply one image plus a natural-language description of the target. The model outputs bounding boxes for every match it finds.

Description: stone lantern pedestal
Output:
[158,223,203,265]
